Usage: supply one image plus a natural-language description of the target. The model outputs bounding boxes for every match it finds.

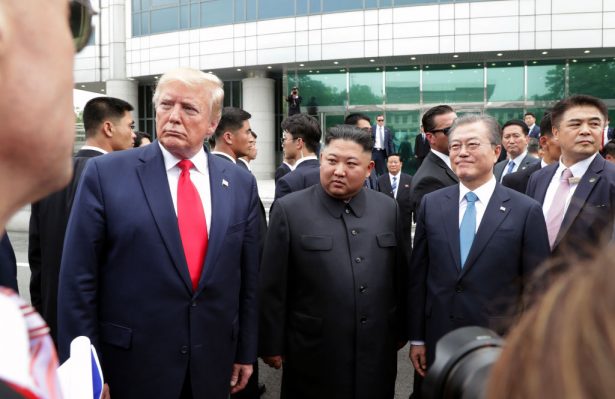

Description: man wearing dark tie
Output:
[378,153,413,253]
[371,114,395,176]
[414,126,431,167]
[29,96,135,344]
[527,95,615,260]
[274,113,322,201]
[494,120,540,182]
[58,68,260,399]
[409,114,550,379]
[525,112,541,139]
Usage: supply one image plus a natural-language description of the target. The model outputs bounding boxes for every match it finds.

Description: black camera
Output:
[423,327,503,399]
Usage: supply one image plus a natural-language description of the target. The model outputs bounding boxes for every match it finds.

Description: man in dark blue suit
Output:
[58,68,260,399]
[409,114,550,378]
[525,112,541,139]
[274,113,322,200]
[526,95,615,260]
[371,114,395,176]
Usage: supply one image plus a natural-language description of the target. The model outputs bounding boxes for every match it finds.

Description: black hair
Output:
[324,125,373,152]
[502,119,530,136]
[83,97,134,138]
[344,113,371,126]
[280,113,321,152]
[214,107,251,140]
[540,112,553,137]
[422,105,455,133]
[551,95,608,127]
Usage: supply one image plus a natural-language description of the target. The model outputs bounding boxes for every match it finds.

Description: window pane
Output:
[365,0,378,8]
[569,58,615,100]
[379,0,392,7]
[133,0,141,12]
[423,64,484,103]
[151,0,178,7]
[151,7,179,34]
[484,108,524,126]
[309,0,321,14]
[386,66,420,104]
[234,0,245,22]
[132,12,141,36]
[322,0,363,13]
[349,67,383,105]
[246,0,257,20]
[527,60,565,101]
[142,0,151,8]
[190,4,199,27]
[258,0,295,19]
[486,61,524,102]
[180,5,190,28]
[201,0,233,27]
[386,111,421,174]
[292,70,347,106]
[394,0,437,5]
[297,0,308,15]
[141,12,150,34]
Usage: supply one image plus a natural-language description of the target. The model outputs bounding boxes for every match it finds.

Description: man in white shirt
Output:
[409,114,550,382]
[525,112,541,138]
[371,114,395,176]
[494,120,540,181]
[527,94,615,259]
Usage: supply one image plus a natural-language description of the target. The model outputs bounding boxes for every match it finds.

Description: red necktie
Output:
[177,160,208,290]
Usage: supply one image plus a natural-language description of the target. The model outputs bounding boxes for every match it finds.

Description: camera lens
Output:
[423,326,503,399]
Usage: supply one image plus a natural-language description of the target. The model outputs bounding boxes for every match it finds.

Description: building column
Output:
[242,71,275,180]
[106,79,139,121]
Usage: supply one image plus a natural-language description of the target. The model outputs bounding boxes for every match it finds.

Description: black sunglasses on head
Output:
[70,0,96,53]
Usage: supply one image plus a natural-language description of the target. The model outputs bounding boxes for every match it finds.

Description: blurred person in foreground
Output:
[58,67,260,399]
[487,244,615,399]
[260,125,408,399]
[0,0,95,397]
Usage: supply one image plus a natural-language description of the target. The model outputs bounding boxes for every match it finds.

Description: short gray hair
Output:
[449,114,501,146]
[152,67,225,123]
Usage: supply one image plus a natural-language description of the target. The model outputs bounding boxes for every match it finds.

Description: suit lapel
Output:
[380,175,392,196]
[136,144,193,294]
[432,153,459,183]
[196,154,232,293]
[533,163,557,203]
[460,184,511,278]
[556,156,604,247]
[441,187,463,272]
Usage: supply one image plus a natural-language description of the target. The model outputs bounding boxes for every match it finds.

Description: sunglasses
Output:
[70,0,96,53]
[430,126,452,136]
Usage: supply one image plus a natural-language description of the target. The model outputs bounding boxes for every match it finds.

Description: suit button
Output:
[180,346,188,355]
[455,285,463,293]
[355,257,362,263]
[191,301,197,307]
[360,317,367,324]
[351,229,358,236]
[359,285,367,293]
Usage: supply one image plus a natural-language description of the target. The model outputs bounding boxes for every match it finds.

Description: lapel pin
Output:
[222,179,229,187]
[568,177,581,184]
[588,177,597,183]
[500,206,506,212]
[404,184,409,188]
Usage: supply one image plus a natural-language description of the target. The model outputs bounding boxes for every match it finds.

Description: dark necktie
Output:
[177,160,208,290]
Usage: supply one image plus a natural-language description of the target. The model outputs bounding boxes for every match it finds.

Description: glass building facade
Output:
[132,0,502,36]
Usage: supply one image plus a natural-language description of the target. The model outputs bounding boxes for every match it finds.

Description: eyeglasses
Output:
[377,119,384,122]
[430,126,452,136]
[70,0,96,53]
[448,141,493,153]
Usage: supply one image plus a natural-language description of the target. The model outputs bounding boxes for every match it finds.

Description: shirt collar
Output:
[294,155,318,168]
[431,149,452,169]
[211,150,236,164]
[159,142,208,173]
[389,172,400,179]
[317,184,366,218]
[510,150,528,165]
[556,152,598,179]
[80,145,107,154]
[458,175,496,205]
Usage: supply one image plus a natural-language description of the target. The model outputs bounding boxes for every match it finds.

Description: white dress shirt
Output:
[293,155,318,168]
[159,142,212,233]
[500,150,528,180]
[430,148,453,170]
[80,145,107,154]
[211,150,236,164]
[458,176,497,231]
[542,153,597,219]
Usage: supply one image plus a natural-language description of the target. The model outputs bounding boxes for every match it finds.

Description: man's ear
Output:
[366,160,375,178]
[102,121,114,138]
[223,131,234,145]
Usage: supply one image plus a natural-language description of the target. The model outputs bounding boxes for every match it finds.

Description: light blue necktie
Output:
[459,192,478,267]
[506,160,515,174]
[391,175,398,197]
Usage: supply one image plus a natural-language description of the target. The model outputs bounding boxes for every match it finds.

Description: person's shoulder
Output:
[497,183,542,209]
[276,183,317,207]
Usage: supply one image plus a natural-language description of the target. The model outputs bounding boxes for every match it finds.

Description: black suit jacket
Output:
[529,125,541,139]
[28,148,103,342]
[409,183,550,364]
[409,151,458,221]
[274,158,320,201]
[501,161,542,194]
[0,234,17,292]
[260,184,407,398]
[414,134,430,160]
[378,173,413,249]
[494,154,540,181]
[526,154,615,258]
[274,162,292,183]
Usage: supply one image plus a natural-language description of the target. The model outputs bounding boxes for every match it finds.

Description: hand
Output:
[410,345,427,377]
[230,363,253,394]
[102,383,110,399]
[261,355,283,369]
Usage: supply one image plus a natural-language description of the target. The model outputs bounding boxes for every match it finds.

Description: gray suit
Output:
[494,154,540,181]
[259,184,407,399]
